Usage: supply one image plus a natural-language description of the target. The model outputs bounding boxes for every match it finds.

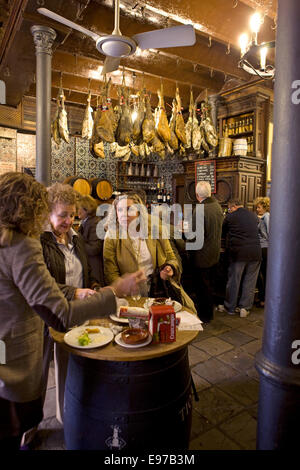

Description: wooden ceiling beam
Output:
[238,0,277,20]
[52,49,224,95]
[35,1,249,80]
[112,0,276,46]
[0,0,29,66]
[50,69,203,109]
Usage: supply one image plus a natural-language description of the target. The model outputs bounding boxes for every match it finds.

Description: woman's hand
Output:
[74,288,97,300]
[160,265,174,280]
[110,270,147,298]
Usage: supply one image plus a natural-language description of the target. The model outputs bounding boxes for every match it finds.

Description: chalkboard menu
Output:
[195,160,216,193]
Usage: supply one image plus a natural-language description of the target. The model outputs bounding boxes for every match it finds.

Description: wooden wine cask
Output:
[64,176,92,196]
[89,178,113,200]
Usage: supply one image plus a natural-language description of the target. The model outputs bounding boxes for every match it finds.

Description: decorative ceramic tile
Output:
[51,138,75,183]
[50,135,186,198]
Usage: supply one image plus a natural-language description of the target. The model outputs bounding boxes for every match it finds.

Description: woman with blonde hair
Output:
[103,192,196,313]
[77,195,104,286]
[254,196,270,307]
[0,172,143,450]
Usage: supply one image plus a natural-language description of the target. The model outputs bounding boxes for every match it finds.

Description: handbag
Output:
[148,244,182,303]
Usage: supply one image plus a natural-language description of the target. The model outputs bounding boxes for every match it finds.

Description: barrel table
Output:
[50,307,199,451]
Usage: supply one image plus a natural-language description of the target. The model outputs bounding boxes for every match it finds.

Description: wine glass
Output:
[131,290,141,303]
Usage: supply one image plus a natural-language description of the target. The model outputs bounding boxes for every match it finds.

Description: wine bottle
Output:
[157,182,162,204]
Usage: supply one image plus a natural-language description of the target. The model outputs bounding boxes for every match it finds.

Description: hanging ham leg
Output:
[82,92,94,140]
[58,93,69,143]
[175,87,187,146]
[142,94,156,144]
[169,99,179,150]
[155,85,171,143]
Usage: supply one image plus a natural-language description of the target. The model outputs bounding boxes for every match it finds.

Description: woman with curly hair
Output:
[255,196,270,307]
[0,173,144,450]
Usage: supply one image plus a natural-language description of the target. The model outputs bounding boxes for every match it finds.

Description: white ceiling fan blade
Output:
[132,24,196,50]
[37,8,100,42]
[101,56,120,75]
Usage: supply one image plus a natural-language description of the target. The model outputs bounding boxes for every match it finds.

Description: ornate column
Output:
[255,0,300,449]
[31,25,56,186]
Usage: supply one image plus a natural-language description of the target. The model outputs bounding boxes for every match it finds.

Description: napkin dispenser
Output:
[148,305,176,343]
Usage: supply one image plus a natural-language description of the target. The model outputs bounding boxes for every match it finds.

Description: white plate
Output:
[64,326,114,349]
[109,313,129,324]
[114,332,153,349]
[143,299,182,313]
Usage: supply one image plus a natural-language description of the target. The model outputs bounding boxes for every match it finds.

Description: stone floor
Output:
[30,306,264,451]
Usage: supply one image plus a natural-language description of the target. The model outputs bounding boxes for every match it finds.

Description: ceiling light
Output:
[238,12,275,80]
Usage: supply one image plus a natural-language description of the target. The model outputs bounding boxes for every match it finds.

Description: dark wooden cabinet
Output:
[173,82,273,210]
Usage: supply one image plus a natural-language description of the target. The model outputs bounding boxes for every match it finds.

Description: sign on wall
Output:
[195,160,216,193]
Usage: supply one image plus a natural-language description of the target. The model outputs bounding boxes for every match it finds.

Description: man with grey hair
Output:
[196,181,212,200]
[187,181,223,323]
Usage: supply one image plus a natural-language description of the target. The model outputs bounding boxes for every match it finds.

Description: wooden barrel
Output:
[233,138,248,156]
[64,176,92,196]
[218,137,232,157]
[89,178,113,200]
[64,348,192,450]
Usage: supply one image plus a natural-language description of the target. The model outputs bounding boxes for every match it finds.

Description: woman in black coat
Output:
[77,195,105,287]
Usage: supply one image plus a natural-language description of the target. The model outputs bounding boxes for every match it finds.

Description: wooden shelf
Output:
[118,174,160,178]
[228,131,253,138]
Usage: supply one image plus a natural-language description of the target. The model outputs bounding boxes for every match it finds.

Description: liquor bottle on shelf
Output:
[157,182,162,204]
[249,117,253,132]
[238,121,242,134]
[235,121,239,135]
[166,192,171,205]
[162,188,167,204]
[245,117,249,133]
[247,137,250,154]
[222,119,226,134]
[241,119,245,133]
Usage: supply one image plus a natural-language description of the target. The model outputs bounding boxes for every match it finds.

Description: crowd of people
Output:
[0,171,270,450]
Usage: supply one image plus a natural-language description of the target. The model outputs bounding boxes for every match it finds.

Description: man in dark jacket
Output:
[188,181,223,323]
[220,199,261,318]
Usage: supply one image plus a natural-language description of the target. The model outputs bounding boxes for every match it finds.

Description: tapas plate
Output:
[114,332,152,349]
[64,325,114,349]
[109,313,129,324]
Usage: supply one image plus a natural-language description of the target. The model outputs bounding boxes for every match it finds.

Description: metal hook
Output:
[271,16,277,31]
[193,63,197,73]
[208,36,212,48]
[210,68,214,78]
[226,43,231,55]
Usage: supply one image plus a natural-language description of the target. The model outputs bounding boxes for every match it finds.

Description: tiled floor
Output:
[30,306,264,450]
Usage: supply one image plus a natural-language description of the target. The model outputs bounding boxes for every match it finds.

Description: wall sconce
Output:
[238,12,275,79]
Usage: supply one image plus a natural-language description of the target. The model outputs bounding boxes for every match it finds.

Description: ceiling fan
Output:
[38,0,196,75]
